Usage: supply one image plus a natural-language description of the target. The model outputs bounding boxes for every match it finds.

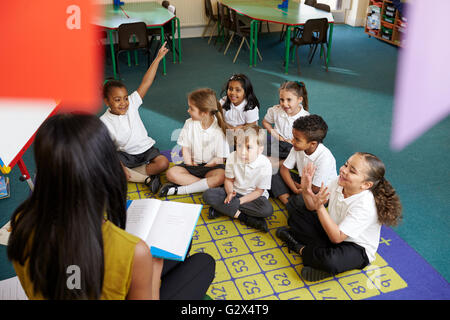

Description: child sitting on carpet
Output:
[270,114,337,206]
[159,88,229,197]
[277,153,402,282]
[219,74,260,130]
[100,42,170,194]
[203,124,273,232]
[262,81,309,166]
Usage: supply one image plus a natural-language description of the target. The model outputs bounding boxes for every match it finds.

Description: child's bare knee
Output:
[157,156,170,170]
[166,166,178,181]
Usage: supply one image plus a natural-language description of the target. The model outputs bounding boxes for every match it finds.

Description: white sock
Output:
[168,179,209,195]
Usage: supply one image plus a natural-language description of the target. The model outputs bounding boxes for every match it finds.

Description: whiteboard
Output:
[0,98,58,169]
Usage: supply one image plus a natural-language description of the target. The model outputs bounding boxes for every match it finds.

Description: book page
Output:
[0,220,11,246]
[125,199,161,242]
[0,276,28,300]
[147,201,202,257]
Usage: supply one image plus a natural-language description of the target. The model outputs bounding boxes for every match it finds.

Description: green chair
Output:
[116,22,152,78]
[203,0,218,44]
[291,18,329,74]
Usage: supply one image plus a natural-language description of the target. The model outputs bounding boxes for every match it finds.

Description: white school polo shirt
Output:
[283,143,337,188]
[177,117,230,164]
[327,177,381,263]
[225,151,272,198]
[264,105,309,140]
[100,91,155,155]
[219,97,259,127]
[167,5,176,14]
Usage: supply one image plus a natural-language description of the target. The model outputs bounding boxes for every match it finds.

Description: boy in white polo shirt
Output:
[100,43,169,194]
[271,114,337,208]
[203,124,273,232]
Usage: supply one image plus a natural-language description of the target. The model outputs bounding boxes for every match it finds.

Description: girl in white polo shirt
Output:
[262,81,309,165]
[277,153,402,282]
[219,74,260,130]
[203,124,273,232]
[159,88,230,197]
[100,43,170,194]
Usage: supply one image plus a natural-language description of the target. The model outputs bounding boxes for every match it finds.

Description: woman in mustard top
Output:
[7,113,215,300]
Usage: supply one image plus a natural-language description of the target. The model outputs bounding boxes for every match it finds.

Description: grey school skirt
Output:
[118,146,161,168]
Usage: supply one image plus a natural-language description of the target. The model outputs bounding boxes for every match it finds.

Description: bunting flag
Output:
[391,0,450,150]
[0,0,103,112]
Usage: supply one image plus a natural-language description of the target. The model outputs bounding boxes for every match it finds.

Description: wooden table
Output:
[93,2,181,78]
[221,0,334,73]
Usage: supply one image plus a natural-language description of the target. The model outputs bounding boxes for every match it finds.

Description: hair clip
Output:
[230,74,242,81]
[295,81,304,87]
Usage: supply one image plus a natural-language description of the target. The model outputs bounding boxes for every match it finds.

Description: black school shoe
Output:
[240,215,268,233]
[208,207,219,219]
[301,266,333,282]
[276,227,304,254]
[144,175,161,194]
[158,182,178,197]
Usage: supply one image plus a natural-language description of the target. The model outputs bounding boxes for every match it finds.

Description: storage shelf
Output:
[365,0,406,47]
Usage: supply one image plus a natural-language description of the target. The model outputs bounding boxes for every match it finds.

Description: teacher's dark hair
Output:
[7,113,127,299]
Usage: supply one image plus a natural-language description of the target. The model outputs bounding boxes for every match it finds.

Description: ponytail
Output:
[299,82,309,112]
[371,177,402,227]
[357,152,402,227]
[215,100,229,136]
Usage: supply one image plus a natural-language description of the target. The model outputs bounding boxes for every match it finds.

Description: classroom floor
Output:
[129,152,447,300]
[0,24,449,299]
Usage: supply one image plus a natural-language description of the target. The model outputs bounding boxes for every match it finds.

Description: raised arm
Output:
[136,42,169,99]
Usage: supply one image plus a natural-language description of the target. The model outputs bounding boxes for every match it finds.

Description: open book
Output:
[125,199,202,261]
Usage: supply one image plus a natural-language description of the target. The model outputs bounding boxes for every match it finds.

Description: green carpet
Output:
[1,25,449,286]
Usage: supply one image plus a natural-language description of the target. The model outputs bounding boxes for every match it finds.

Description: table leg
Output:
[109,29,117,79]
[249,20,254,67]
[172,18,176,64]
[176,17,181,63]
[160,26,166,75]
[132,35,138,66]
[327,23,334,65]
[285,26,291,74]
[253,20,258,67]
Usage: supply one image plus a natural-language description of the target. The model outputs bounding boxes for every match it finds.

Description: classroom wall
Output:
[344,0,369,27]
[95,0,360,38]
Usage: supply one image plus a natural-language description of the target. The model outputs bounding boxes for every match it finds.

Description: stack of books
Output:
[0,175,10,199]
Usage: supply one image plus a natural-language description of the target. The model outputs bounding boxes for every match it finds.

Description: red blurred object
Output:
[0,0,103,112]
